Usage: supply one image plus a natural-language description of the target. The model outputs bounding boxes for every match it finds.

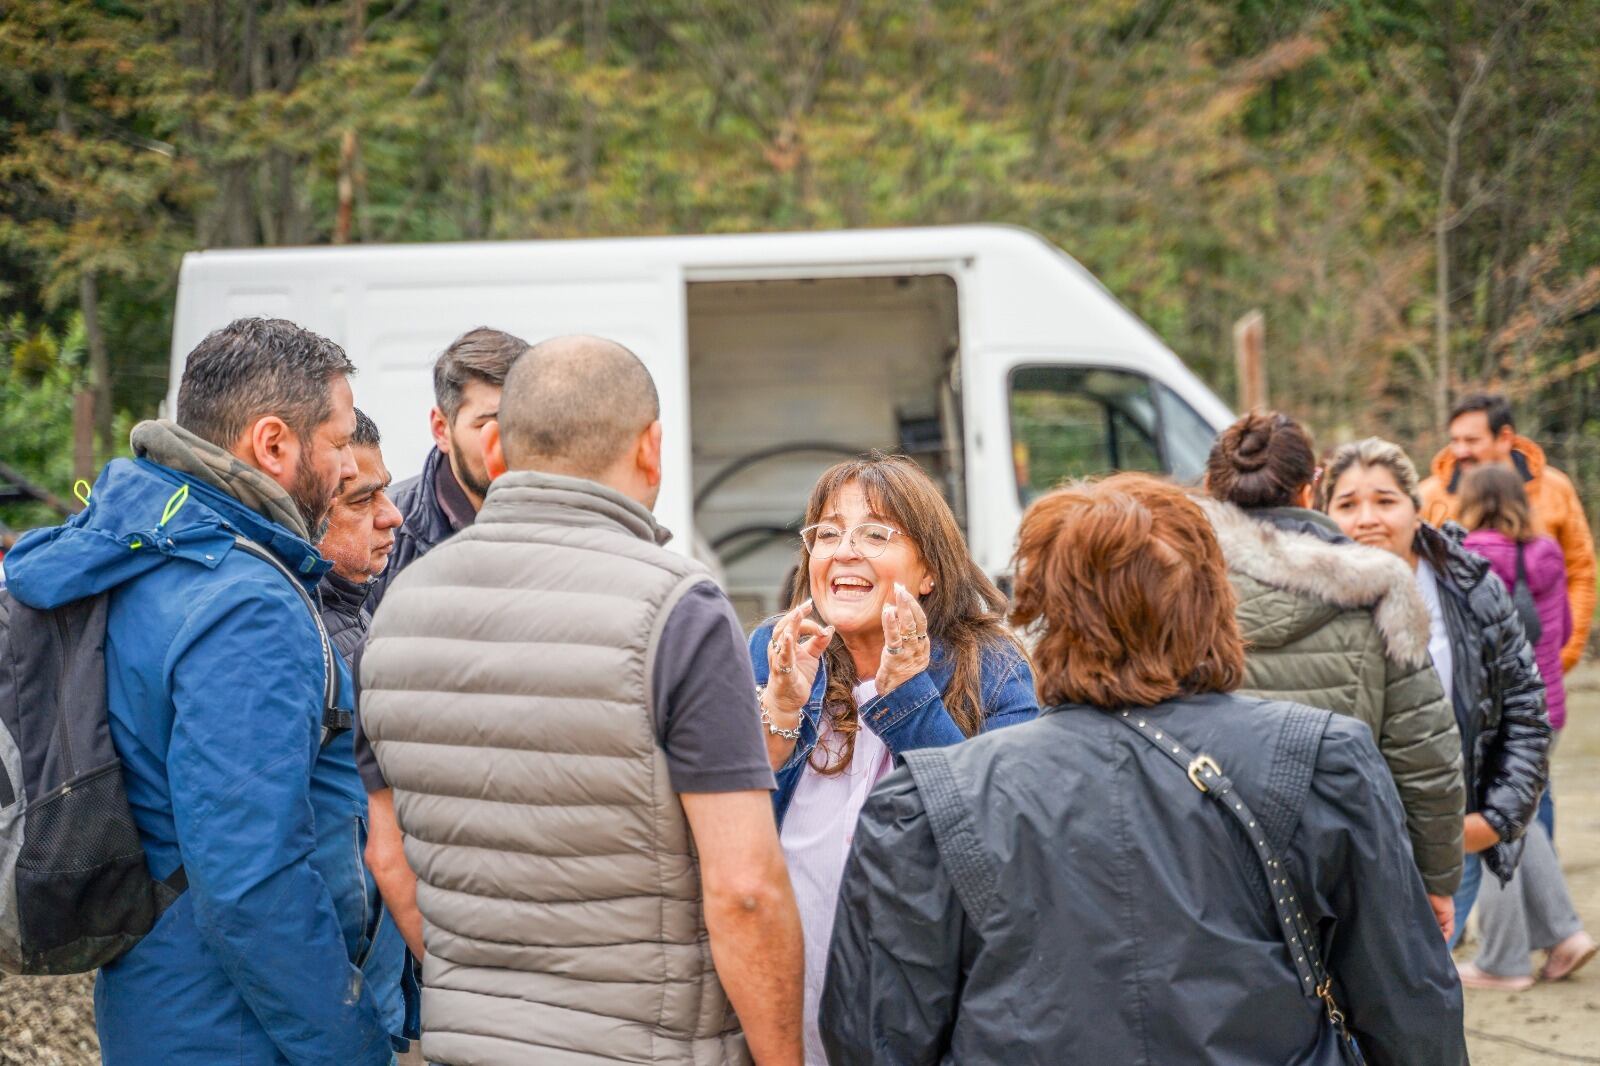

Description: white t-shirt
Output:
[1415,557,1454,707]
[779,678,895,1066]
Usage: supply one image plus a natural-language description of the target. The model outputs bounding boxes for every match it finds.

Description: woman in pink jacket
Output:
[1460,464,1595,988]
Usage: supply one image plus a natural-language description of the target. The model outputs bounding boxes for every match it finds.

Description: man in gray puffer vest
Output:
[361,335,804,1065]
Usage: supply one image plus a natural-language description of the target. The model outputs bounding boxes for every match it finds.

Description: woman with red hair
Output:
[821,474,1466,1065]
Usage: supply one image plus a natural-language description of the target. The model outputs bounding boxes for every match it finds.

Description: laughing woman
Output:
[748,453,1037,1065]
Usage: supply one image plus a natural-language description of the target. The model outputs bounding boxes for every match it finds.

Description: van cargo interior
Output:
[688,274,962,624]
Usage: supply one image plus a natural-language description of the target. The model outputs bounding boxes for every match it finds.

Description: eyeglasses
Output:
[799,522,905,560]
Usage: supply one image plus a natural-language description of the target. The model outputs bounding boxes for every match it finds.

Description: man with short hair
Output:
[318,409,403,666]
[365,326,529,610]
[356,327,528,971]
[362,335,804,1065]
[2,318,402,1064]
[1421,392,1595,672]
[313,408,419,1056]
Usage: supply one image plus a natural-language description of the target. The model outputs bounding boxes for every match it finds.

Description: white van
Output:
[169,225,1232,620]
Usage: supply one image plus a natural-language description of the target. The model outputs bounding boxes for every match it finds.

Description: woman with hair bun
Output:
[822,474,1465,1065]
[1198,411,1465,939]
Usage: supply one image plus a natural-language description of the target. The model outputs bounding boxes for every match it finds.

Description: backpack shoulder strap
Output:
[901,747,998,927]
[230,537,349,747]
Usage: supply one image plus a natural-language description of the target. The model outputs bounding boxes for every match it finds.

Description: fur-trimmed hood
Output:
[1197,496,1433,668]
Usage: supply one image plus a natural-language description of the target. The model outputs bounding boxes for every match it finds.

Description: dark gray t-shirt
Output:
[355,580,774,795]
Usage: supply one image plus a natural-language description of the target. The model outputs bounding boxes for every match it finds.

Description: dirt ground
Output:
[5,670,1600,1063]
[1460,663,1600,1064]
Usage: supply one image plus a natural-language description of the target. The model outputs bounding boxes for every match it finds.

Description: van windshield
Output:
[1008,366,1214,502]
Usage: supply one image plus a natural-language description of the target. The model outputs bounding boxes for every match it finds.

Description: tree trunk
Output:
[79,273,113,463]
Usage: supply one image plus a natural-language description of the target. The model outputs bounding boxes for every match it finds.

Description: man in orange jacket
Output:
[1421,392,1595,673]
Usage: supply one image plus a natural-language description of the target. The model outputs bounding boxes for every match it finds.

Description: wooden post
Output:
[1234,310,1267,411]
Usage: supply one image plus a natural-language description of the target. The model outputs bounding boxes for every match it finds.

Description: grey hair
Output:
[352,408,381,448]
[498,335,659,478]
[1318,437,1422,510]
[433,327,530,420]
[176,318,356,447]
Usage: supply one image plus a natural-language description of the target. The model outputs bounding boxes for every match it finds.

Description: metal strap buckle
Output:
[1187,754,1221,793]
[1315,979,1346,1027]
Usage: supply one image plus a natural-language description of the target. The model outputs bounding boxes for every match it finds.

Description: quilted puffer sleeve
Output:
[1376,654,1465,895]
[1473,574,1552,860]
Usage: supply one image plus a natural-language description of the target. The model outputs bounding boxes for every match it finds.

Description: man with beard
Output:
[352,328,528,981]
[365,326,529,610]
[0,318,407,1064]
[1421,392,1594,673]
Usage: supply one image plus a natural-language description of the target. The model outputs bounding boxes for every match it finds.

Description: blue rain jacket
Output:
[748,621,1039,826]
[3,458,406,1066]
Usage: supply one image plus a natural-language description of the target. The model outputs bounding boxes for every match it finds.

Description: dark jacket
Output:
[3,459,403,1065]
[366,446,474,611]
[319,570,372,668]
[822,692,1466,1066]
[746,621,1037,825]
[1415,522,1551,883]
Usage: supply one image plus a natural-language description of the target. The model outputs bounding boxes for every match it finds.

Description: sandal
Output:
[1540,931,1599,982]
[1456,961,1535,991]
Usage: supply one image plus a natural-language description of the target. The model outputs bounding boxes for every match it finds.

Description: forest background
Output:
[2,0,1599,551]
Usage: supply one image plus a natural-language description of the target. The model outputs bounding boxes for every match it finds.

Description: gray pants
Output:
[1473,820,1583,976]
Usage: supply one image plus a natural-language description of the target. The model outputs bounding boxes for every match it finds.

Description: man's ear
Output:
[483,420,508,480]
[637,420,664,489]
[235,415,299,489]
[429,406,451,455]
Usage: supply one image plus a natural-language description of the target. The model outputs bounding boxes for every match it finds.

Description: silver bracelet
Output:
[756,685,803,740]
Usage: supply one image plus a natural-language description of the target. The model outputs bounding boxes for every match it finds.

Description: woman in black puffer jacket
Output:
[1321,439,1550,957]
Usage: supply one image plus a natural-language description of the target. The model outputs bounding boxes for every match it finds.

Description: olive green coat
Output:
[1199,500,1465,896]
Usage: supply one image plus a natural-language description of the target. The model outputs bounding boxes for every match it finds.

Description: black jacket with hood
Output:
[1414,521,1550,883]
[822,692,1467,1066]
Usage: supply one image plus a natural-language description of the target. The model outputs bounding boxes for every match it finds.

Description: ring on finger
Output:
[778,664,794,674]
[886,643,905,656]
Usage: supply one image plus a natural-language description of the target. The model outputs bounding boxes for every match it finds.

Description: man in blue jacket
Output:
[3,317,405,1065]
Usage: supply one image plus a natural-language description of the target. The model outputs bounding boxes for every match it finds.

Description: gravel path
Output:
[0,973,97,1065]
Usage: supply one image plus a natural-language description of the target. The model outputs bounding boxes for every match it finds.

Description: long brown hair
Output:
[1010,474,1245,708]
[787,453,1020,774]
[1459,464,1537,543]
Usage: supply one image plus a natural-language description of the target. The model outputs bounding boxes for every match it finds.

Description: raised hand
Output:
[764,600,834,716]
[874,583,931,697]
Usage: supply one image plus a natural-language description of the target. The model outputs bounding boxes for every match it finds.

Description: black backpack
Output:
[1511,542,1544,647]
[0,536,342,975]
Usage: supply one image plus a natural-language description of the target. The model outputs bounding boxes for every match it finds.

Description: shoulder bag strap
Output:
[1109,710,1365,1063]
[901,747,999,927]
[231,536,350,748]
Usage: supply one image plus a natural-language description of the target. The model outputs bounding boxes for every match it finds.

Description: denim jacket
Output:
[748,620,1039,825]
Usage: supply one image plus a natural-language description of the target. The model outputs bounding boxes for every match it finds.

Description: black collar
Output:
[319,569,371,621]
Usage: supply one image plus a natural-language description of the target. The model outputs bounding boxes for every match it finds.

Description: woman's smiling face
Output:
[807,481,932,641]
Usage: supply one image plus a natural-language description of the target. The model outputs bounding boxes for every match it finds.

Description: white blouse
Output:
[779,678,895,1066]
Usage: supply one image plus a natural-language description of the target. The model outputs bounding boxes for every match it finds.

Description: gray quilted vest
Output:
[360,471,749,1066]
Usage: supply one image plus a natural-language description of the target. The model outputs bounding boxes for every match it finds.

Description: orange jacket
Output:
[1421,436,1596,673]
